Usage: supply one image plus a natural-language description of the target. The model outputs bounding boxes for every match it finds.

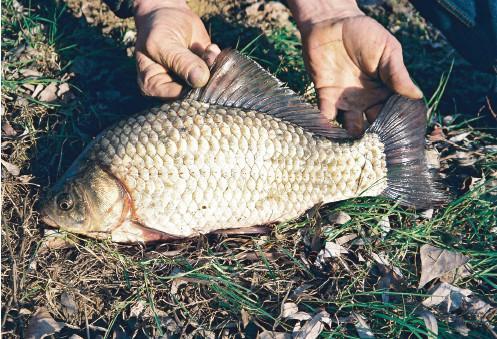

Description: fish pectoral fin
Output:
[187,49,351,140]
[111,220,182,244]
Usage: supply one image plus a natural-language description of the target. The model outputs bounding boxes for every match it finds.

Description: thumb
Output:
[153,43,210,88]
[317,87,339,121]
[379,40,423,99]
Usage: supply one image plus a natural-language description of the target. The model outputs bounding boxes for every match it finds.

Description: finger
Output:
[316,87,340,120]
[365,103,383,124]
[379,39,423,99]
[203,43,221,66]
[335,86,390,112]
[342,110,364,137]
[148,42,210,88]
[136,51,183,98]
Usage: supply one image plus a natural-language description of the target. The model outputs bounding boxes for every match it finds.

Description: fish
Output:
[40,49,447,243]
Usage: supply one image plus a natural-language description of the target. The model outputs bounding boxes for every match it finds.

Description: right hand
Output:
[133,0,220,98]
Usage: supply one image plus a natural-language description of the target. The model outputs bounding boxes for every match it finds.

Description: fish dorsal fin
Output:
[187,49,350,139]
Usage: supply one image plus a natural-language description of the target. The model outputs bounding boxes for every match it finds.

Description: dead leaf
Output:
[449,131,471,143]
[281,302,311,321]
[122,30,136,44]
[2,120,17,136]
[417,310,438,339]
[378,216,390,238]
[327,211,351,225]
[20,68,42,77]
[241,309,250,328]
[371,252,403,277]
[56,83,70,97]
[60,292,77,317]
[420,209,434,220]
[450,316,470,336]
[352,312,375,338]
[442,115,454,125]
[293,310,331,339]
[129,300,146,318]
[25,307,65,339]
[282,302,298,318]
[37,83,59,102]
[440,265,471,284]
[418,244,470,288]
[323,242,348,258]
[258,331,291,339]
[335,233,357,245]
[1,159,20,176]
[425,149,441,169]
[39,230,76,253]
[429,125,446,142]
[422,282,472,312]
[464,295,496,319]
[31,84,44,98]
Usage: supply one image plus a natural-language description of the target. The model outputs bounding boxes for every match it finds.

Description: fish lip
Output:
[41,214,59,229]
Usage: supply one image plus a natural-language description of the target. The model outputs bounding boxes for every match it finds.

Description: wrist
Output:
[133,0,188,17]
[287,0,364,31]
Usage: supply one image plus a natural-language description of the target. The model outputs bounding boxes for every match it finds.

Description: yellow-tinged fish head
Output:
[40,163,129,239]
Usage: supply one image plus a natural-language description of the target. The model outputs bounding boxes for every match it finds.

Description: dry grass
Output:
[2,0,496,338]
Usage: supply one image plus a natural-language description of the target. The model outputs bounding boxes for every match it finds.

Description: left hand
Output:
[301,16,423,136]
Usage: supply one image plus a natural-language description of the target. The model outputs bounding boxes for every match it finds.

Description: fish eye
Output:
[56,193,74,211]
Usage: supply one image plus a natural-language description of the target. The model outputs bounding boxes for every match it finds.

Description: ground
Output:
[1,0,496,338]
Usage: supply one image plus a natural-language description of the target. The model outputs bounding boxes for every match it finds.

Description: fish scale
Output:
[90,99,387,238]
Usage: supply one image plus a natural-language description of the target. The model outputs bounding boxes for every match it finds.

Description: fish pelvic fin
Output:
[366,95,449,209]
[187,49,351,140]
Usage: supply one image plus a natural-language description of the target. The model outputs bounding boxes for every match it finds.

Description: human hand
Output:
[289,0,423,136]
[134,0,220,98]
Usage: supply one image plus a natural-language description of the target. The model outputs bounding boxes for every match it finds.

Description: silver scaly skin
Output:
[89,100,386,241]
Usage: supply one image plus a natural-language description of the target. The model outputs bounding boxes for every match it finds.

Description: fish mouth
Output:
[41,214,60,229]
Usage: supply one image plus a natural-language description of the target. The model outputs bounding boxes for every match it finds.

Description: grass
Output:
[2,0,496,338]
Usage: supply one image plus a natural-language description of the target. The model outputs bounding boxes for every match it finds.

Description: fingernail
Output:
[188,65,209,87]
[413,85,424,98]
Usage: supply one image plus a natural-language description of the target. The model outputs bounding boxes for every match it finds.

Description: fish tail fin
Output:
[366,95,449,209]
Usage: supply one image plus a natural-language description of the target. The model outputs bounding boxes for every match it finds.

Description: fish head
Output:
[40,163,129,239]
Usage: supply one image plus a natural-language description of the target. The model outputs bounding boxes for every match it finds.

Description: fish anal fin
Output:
[187,49,351,140]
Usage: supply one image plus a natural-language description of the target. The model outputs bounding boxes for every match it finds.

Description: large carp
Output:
[40,50,446,243]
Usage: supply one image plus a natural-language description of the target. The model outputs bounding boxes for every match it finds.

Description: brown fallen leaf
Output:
[60,292,78,318]
[418,244,470,288]
[25,307,65,339]
[293,310,331,339]
[429,125,446,142]
[449,131,471,143]
[335,233,357,245]
[327,211,351,225]
[450,316,470,337]
[352,312,375,338]
[281,302,311,321]
[241,308,250,328]
[20,68,42,77]
[258,331,291,339]
[417,310,438,339]
[1,159,20,176]
[37,83,58,102]
[322,241,348,258]
[422,282,472,312]
[39,230,77,253]
[2,120,17,136]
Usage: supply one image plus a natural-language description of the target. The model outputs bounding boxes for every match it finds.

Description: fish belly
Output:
[90,99,387,237]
